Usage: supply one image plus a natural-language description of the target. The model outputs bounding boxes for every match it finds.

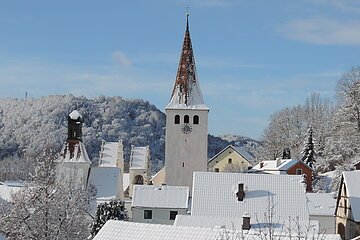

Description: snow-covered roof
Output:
[253,159,311,172]
[99,141,122,168]
[191,172,309,222]
[93,220,341,240]
[60,142,91,164]
[165,17,208,111]
[132,185,189,209]
[130,147,148,169]
[93,220,218,240]
[0,181,24,203]
[69,110,82,120]
[306,193,336,216]
[88,167,122,201]
[175,215,243,229]
[208,145,254,163]
[342,170,360,221]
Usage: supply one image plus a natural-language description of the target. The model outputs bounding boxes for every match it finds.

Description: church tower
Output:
[165,14,209,192]
[59,110,91,188]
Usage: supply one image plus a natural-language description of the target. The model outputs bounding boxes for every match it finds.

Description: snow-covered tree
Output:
[321,66,360,172]
[0,148,92,240]
[301,127,316,168]
[90,200,128,237]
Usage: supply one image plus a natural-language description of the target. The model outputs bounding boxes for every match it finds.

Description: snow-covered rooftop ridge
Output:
[131,185,189,209]
[166,17,208,110]
[61,142,91,164]
[69,110,82,120]
[342,170,360,221]
[191,172,309,222]
[130,146,148,169]
[99,141,123,168]
[306,193,336,216]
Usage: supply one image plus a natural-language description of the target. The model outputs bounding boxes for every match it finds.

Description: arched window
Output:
[193,115,199,124]
[174,115,180,124]
[184,115,189,123]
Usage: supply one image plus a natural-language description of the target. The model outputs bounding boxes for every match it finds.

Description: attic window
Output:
[174,115,180,124]
[296,169,302,175]
[228,158,232,164]
[214,168,219,172]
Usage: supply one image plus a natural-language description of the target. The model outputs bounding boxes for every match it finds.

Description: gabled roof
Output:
[130,146,148,169]
[252,159,312,172]
[306,193,336,216]
[208,145,254,163]
[340,170,360,221]
[99,141,122,168]
[166,15,208,110]
[191,172,309,222]
[93,220,219,240]
[132,185,189,209]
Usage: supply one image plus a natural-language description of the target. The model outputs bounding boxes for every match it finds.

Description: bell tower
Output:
[165,14,209,193]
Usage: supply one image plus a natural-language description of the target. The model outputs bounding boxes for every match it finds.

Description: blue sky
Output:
[0,0,359,139]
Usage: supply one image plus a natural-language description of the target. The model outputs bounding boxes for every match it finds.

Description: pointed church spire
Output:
[166,14,208,110]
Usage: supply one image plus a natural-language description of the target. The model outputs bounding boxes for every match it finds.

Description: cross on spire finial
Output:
[185,3,190,32]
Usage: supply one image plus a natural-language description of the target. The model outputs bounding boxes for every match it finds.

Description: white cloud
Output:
[278,18,360,45]
[112,50,132,67]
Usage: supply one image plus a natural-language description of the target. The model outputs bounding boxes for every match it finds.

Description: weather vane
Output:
[185,2,190,16]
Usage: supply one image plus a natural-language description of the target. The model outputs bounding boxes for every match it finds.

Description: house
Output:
[335,170,360,239]
[131,185,189,225]
[306,192,336,233]
[208,145,253,173]
[190,172,309,225]
[252,159,313,192]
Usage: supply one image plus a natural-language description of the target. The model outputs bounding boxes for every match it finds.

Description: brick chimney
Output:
[242,212,251,230]
[236,183,245,201]
[260,162,264,168]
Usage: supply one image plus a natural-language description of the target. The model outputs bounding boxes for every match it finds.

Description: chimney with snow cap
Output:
[236,183,245,201]
[242,212,251,230]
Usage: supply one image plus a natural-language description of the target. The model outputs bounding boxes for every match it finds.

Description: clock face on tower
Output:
[181,123,192,134]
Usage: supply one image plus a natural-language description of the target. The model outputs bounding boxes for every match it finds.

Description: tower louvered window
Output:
[174,115,180,124]
[184,115,189,123]
[193,115,199,124]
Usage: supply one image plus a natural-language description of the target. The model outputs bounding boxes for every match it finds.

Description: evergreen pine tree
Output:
[90,200,128,237]
[301,127,316,168]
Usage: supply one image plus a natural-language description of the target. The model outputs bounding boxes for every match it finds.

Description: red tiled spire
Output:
[167,14,207,109]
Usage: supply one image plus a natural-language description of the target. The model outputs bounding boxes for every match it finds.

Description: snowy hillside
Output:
[0,95,259,175]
